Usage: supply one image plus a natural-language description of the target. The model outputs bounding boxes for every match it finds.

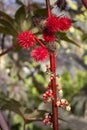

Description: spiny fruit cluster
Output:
[17,15,71,62]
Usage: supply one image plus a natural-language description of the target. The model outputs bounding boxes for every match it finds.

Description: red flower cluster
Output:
[17,31,35,49]
[31,47,48,61]
[43,15,71,42]
[58,17,71,31]
[43,114,52,126]
[43,28,55,42]
[17,15,72,62]
[43,90,53,103]
[46,15,60,32]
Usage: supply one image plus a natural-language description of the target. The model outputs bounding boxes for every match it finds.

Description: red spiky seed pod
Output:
[59,17,72,31]
[17,31,35,49]
[31,47,48,62]
[46,15,60,32]
[43,27,55,42]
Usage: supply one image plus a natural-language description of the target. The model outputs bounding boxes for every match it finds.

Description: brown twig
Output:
[0,111,9,130]
[0,45,16,57]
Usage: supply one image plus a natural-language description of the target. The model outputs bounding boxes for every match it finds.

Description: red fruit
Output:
[48,90,53,97]
[50,76,54,80]
[47,84,51,89]
[46,15,60,32]
[43,27,55,42]
[17,31,35,49]
[43,119,47,125]
[31,47,48,62]
[59,17,71,31]
[46,91,49,96]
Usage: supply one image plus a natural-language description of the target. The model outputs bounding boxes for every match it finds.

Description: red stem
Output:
[45,0,59,130]
[50,53,58,130]
[35,37,46,48]
[46,0,51,17]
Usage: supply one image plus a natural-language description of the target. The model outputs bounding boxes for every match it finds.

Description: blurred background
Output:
[0,0,87,130]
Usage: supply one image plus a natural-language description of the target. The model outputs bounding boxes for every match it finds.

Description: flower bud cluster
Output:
[43,90,53,103]
[43,113,53,126]
[56,98,71,111]
[56,84,63,97]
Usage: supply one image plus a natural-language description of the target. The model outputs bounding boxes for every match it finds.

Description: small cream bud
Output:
[56,100,61,106]
[66,105,71,111]
[59,90,63,97]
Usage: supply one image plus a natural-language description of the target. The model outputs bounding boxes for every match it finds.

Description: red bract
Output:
[31,47,48,61]
[43,28,55,42]
[17,31,35,49]
[59,17,71,31]
[46,15,60,32]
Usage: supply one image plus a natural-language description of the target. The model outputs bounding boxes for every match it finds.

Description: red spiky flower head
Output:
[17,31,35,49]
[59,17,71,31]
[46,15,60,32]
[31,47,48,62]
[45,15,71,33]
[43,28,55,42]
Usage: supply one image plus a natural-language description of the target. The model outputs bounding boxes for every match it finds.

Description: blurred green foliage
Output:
[61,69,87,101]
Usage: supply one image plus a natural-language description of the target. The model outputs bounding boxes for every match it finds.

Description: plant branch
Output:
[24,117,42,123]
[1,34,5,50]
[0,45,16,57]
[0,111,9,130]
[23,121,26,130]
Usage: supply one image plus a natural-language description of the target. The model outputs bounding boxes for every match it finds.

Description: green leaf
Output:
[24,110,47,119]
[57,32,80,47]
[11,123,21,130]
[15,5,26,23]
[0,10,14,24]
[0,26,17,36]
[21,19,31,31]
[15,5,28,32]
[34,8,47,17]
[59,117,67,122]
[71,96,86,116]
[24,108,33,114]
[0,94,22,116]
[16,0,24,5]
[0,19,18,35]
